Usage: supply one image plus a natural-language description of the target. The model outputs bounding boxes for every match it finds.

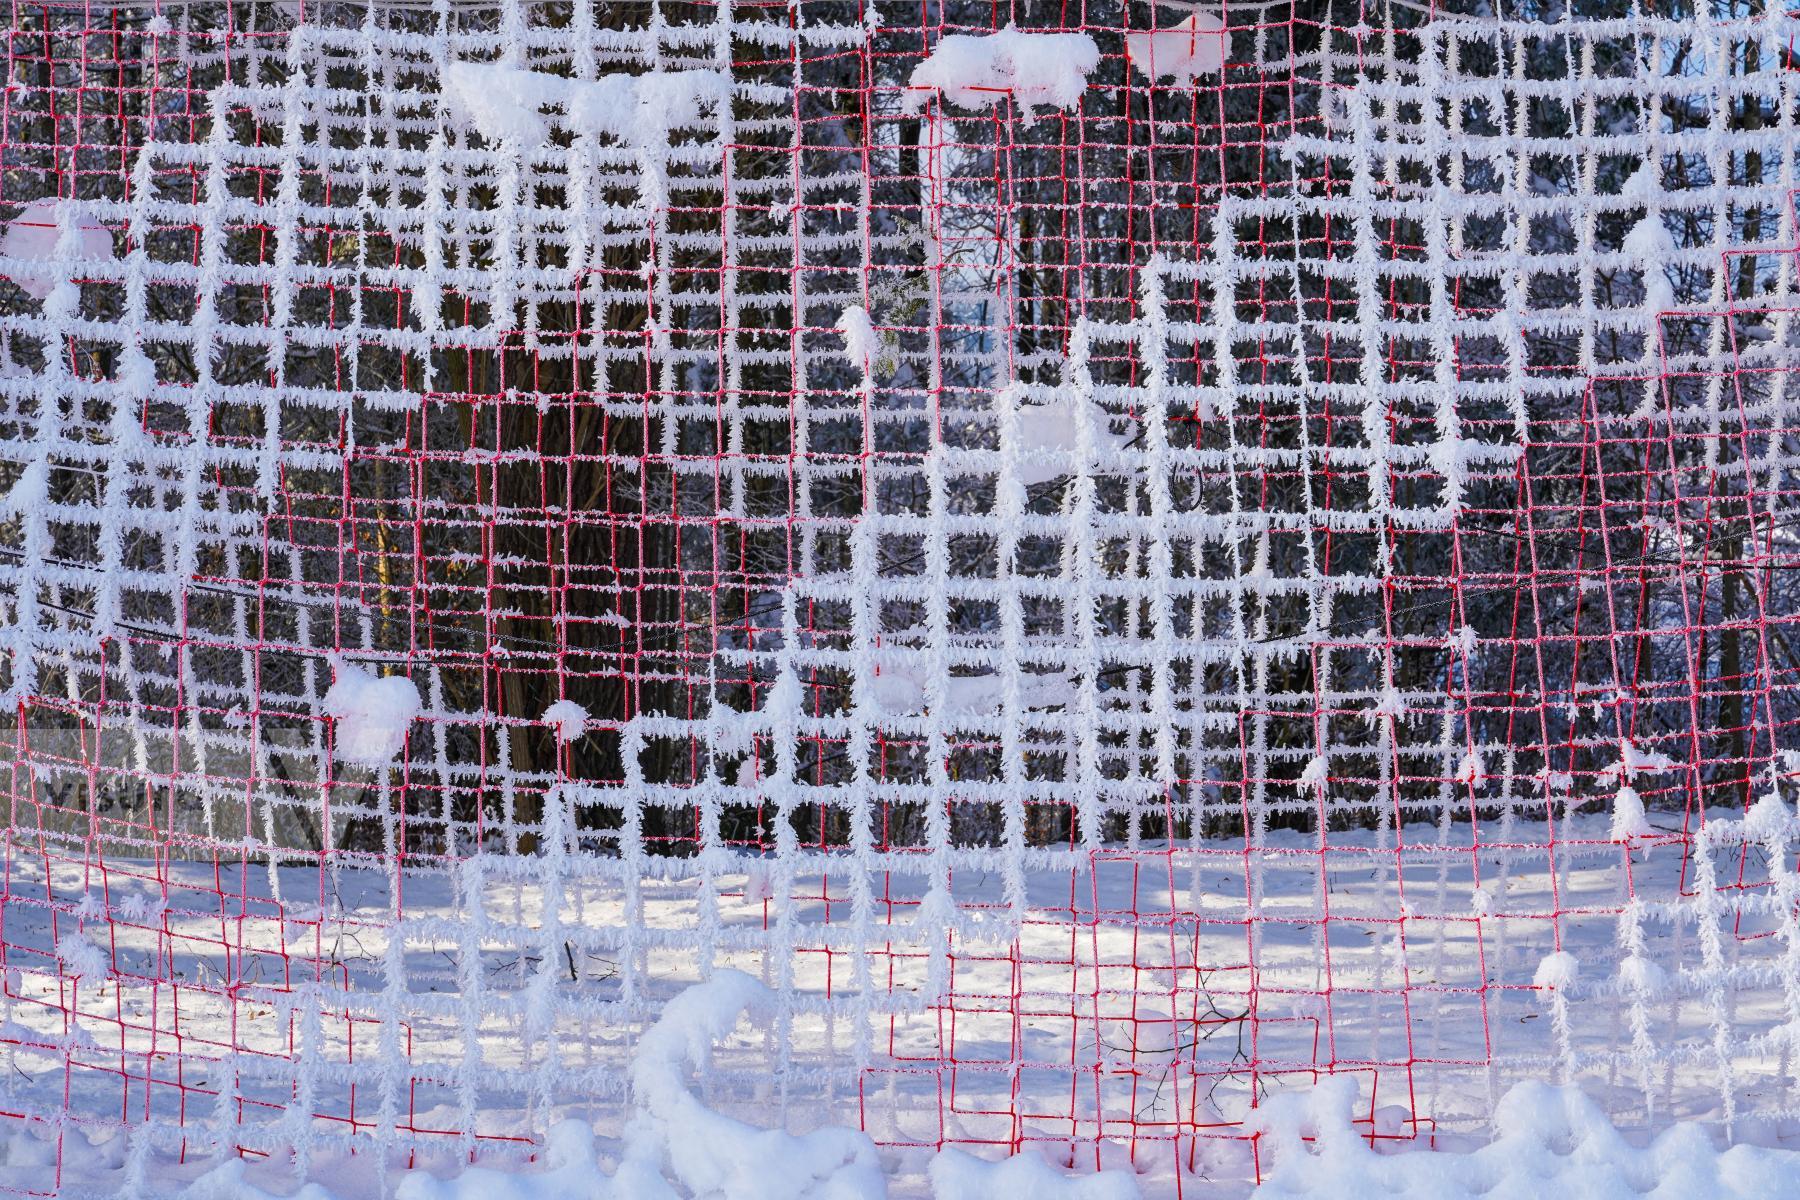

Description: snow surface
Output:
[170,970,1800,1200]
[1126,13,1228,83]
[5,809,1800,1198]
[182,972,1148,1200]
[322,658,421,767]
[1247,1077,1800,1199]
[0,198,113,301]
[618,971,887,1200]
[188,1160,342,1200]
[904,26,1099,120]
[168,1023,1800,1200]
[929,1147,1139,1200]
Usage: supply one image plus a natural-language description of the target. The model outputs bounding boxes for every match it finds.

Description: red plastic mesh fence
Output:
[1,0,1799,1194]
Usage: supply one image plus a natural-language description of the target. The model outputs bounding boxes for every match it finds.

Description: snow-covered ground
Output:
[3,806,1799,1198]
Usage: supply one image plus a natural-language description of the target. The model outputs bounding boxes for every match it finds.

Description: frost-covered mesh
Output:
[3,0,1800,1192]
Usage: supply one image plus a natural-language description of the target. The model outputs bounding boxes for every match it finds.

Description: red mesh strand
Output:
[0,1,1796,1194]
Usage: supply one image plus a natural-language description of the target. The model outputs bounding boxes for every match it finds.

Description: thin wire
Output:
[11,0,1473,19]
[12,0,524,9]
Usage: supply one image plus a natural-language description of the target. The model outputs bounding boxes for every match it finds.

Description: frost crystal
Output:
[836,304,879,370]
[1744,792,1793,841]
[1618,956,1668,996]
[1534,951,1580,991]
[542,699,590,744]
[1610,786,1652,841]
[54,931,108,981]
